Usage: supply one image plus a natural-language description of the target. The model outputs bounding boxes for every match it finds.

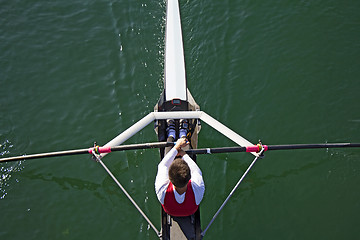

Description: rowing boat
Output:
[154,0,202,238]
[1,1,359,239]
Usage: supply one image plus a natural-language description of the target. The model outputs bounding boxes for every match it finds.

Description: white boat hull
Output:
[164,0,187,101]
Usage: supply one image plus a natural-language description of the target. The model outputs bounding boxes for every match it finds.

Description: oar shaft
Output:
[186,147,247,155]
[267,143,360,151]
[0,149,89,162]
[186,143,360,155]
[2,142,358,162]
[0,142,174,163]
[110,142,173,152]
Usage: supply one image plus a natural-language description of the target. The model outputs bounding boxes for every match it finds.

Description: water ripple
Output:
[0,158,24,200]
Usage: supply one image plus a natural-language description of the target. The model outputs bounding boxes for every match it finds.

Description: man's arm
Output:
[155,147,177,204]
[182,154,205,205]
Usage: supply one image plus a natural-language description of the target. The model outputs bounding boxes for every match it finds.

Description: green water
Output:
[1,0,360,239]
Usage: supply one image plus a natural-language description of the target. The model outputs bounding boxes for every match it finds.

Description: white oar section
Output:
[164,0,187,101]
[199,112,259,157]
[102,111,258,158]
[101,113,156,157]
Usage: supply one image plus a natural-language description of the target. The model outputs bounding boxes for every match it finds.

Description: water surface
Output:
[1,0,359,239]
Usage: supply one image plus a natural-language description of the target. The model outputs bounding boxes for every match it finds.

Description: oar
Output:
[2,142,359,163]
[0,142,174,163]
[186,143,360,155]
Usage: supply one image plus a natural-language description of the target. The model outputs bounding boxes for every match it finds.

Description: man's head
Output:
[168,158,191,188]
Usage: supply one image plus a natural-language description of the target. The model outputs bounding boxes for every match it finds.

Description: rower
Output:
[155,124,205,239]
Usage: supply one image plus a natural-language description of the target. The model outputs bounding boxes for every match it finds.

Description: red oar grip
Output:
[88,146,112,154]
[246,145,268,153]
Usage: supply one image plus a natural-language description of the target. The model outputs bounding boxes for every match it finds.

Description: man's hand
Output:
[177,149,186,157]
[174,138,189,151]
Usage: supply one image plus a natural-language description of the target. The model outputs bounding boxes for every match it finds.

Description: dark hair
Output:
[168,159,191,188]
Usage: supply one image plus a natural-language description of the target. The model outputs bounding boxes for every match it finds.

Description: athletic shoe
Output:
[166,119,176,139]
[179,119,188,138]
